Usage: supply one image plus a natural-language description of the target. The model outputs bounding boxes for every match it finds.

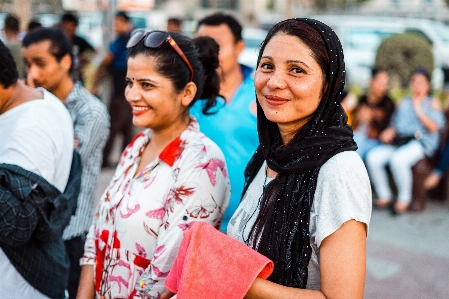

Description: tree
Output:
[375,33,434,88]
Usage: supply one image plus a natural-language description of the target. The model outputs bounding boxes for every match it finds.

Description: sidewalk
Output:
[365,199,449,298]
[95,169,449,298]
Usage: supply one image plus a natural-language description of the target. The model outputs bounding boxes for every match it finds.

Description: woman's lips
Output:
[264,95,289,106]
[132,105,151,115]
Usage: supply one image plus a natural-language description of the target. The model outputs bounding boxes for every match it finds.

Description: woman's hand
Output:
[379,127,396,144]
[413,98,441,133]
[161,289,176,299]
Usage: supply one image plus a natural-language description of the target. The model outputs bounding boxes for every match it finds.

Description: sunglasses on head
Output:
[126,30,194,82]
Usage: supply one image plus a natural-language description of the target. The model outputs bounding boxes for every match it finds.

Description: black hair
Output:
[27,19,42,32]
[0,40,19,88]
[61,12,79,26]
[4,14,20,34]
[411,66,431,82]
[371,67,387,78]
[167,17,182,27]
[116,11,130,22]
[127,32,221,114]
[22,27,73,72]
[198,12,243,43]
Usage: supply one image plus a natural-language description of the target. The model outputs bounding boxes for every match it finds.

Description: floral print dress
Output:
[81,119,230,299]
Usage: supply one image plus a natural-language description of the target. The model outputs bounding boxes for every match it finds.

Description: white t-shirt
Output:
[227,151,372,290]
[0,89,74,299]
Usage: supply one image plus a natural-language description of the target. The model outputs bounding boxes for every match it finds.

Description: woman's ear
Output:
[180,82,197,107]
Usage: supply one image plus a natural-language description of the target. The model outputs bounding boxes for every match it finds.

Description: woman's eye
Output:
[125,79,132,87]
[291,67,304,74]
[260,63,273,70]
[142,82,152,88]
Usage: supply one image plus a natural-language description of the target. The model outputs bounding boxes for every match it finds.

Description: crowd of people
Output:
[0,7,446,299]
[344,65,448,215]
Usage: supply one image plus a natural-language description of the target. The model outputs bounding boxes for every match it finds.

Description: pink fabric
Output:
[165,222,273,299]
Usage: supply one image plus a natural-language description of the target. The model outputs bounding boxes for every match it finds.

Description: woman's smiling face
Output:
[254,32,324,137]
[125,54,189,130]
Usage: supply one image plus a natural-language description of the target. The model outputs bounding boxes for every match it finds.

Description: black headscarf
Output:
[242,18,357,288]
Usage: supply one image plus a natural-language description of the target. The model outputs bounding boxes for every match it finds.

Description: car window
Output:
[346,28,397,51]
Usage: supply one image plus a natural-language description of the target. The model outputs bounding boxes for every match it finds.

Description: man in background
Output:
[22,27,110,299]
[3,14,24,78]
[192,12,258,231]
[60,12,96,83]
[93,11,133,168]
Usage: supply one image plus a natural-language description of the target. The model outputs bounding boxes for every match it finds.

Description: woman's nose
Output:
[266,71,286,90]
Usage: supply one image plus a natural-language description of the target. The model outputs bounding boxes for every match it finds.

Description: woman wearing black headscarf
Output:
[225,18,372,298]
[162,18,372,299]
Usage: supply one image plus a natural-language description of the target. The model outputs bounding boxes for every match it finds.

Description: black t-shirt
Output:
[72,35,95,55]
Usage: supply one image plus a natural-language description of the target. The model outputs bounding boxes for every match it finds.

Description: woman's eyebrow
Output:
[286,60,309,68]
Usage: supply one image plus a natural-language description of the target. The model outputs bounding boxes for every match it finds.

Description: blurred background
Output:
[1,1,449,298]
[2,0,449,92]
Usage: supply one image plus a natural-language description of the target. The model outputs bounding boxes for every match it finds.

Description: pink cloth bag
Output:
[164,222,274,299]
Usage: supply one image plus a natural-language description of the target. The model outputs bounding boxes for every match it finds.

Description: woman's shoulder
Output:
[315,150,371,200]
[319,150,367,178]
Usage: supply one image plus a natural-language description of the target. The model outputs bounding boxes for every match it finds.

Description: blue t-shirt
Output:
[109,33,130,71]
[190,65,259,231]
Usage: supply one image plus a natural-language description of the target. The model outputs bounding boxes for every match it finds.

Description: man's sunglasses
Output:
[126,30,194,82]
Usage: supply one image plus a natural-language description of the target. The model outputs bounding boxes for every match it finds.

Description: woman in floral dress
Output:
[77,31,230,299]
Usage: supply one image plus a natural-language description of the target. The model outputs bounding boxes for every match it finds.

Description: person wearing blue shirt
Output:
[193,13,259,231]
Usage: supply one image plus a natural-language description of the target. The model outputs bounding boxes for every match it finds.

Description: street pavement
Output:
[96,168,449,299]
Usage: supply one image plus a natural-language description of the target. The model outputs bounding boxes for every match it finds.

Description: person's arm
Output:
[77,265,95,299]
[72,103,110,166]
[0,174,40,247]
[244,220,366,299]
[77,223,97,298]
[135,147,230,297]
[413,98,442,133]
[379,127,396,144]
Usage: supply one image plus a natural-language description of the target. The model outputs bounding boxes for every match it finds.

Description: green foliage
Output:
[375,33,434,88]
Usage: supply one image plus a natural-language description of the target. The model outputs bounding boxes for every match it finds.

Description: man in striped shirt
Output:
[22,27,110,299]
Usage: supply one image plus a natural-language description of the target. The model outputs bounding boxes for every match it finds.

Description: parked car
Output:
[311,15,449,90]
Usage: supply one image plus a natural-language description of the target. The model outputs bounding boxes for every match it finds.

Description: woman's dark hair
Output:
[371,66,387,78]
[411,66,431,82]
[22,27,74,73]
[256,19,330,141]
[0,40,19,88]
[127,32,221,114]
